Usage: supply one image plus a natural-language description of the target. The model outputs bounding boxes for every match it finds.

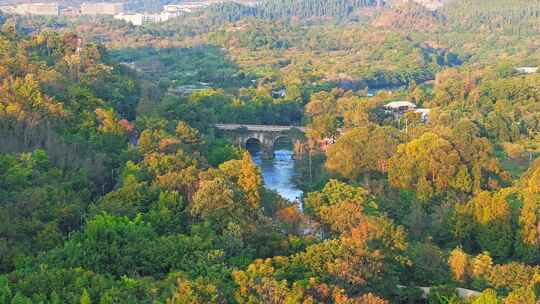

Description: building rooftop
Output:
[515,67,538,74]
[384,101,417,109]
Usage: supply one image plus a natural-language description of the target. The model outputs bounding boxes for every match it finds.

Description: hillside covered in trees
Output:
[1,0,540,303]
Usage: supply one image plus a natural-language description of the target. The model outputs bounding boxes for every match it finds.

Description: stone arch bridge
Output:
[215,124,306,158]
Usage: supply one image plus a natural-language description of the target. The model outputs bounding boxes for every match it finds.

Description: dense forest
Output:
[1,0,540,303]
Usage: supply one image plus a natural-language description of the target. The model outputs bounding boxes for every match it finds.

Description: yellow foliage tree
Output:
[389,132,462,200]
[448,247,469,283]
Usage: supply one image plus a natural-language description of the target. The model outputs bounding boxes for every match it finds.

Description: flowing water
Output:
[251,149,303,202]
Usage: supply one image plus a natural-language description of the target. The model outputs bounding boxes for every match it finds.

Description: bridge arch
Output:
[245,137,262,153]
[273,135,294,150]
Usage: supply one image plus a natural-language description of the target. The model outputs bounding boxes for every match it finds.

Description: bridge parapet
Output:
[215,124,306,133]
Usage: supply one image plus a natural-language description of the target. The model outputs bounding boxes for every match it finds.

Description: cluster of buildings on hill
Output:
[0,1,259,25]
[114,1,258,26]
[0,3,59,16]
[0,2,124,17]
[113,3,211,26]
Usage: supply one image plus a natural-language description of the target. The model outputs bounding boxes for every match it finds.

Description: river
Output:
[251,149,303,202]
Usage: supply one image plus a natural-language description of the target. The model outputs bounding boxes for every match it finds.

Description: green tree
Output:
[10,292,32,304]
[49,214,157,277]
[407,243,450,286]
[80,289,92,304]
[456,190,515,260]
[0,276,11,304]
[305,91,340,140]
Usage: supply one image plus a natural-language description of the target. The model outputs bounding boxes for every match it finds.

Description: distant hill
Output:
[441,0,540,32]
[373,1,442,31]
[254,0,384,19]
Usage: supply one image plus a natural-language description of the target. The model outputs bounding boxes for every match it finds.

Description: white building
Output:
[113,3,194,26]
[0,6,15,14]
[13,3,59,16]
[163,2,211,14]
[384,101,432,121]
[159,3,212,21]
[515,67,539,74]
[159,10,180,23]
[114,13,162,26]
[81,2,124,15]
